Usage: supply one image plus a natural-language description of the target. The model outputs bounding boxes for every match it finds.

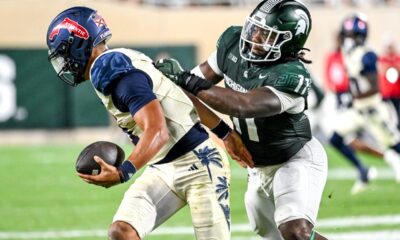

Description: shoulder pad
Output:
[362,51,378,64]
[216,26,241,50]
[361,51,378,74]
[91,51,135,94]
[270,61,311,97]
[216,26,241,72]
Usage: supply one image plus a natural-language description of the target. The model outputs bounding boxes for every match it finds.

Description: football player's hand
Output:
[77,156,121,188]
[155,58,185,83]
[155,58,212,95]
[223,130,254,168]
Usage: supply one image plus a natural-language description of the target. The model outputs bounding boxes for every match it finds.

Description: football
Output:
[76,141,125,175]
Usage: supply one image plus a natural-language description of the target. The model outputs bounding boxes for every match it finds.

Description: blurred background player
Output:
[46,6,254,240]
[329,13,400,195]
[378,34,400,130]
[156,0,329,239]
[323,30,384,156]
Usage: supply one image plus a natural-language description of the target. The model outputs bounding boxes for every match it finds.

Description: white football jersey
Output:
[342,45,375,97]
[90,48,201,165]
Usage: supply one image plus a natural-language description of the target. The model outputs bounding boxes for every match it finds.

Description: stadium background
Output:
[0,0,400,239]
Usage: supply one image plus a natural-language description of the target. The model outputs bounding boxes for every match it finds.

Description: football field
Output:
[0,144,399,240]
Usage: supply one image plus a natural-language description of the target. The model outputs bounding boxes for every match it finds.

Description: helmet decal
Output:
[344,19,353,31]
[294,9,310,36]
[357,20,367,31]
[92,12,107,28]
[295,19,306,36]
[49,17,89,41]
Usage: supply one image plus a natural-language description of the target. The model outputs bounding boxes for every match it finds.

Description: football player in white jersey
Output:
[46,6,253,240]
[329,13,400,194]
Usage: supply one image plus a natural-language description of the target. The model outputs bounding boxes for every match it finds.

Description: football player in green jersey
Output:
[156,0,328,239]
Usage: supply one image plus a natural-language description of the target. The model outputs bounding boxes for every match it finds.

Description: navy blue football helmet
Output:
[46,6,112,86]
[340,13,368,47]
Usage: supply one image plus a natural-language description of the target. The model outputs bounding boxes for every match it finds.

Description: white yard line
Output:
[231,167,396,180]
[1,215,399,239]
[232,230,400,240]
[317,214,400,228]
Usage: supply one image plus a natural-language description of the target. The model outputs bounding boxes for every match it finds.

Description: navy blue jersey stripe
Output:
[156,123,209,164]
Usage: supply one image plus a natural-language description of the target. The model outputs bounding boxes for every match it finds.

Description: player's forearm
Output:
[127,128,169,169]
[197,87,281,118]
[185,90,222,129]
[354,89,378,99]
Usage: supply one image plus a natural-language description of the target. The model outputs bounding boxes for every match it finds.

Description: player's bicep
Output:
[266,86,305,114]
[247,87,282,115]
[133,99,167,131]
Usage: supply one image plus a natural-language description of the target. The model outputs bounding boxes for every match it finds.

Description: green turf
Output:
[0,144,399,239]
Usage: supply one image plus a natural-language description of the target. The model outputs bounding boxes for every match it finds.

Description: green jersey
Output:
[216,26,312,166]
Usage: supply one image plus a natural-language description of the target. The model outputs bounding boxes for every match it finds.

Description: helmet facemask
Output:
[239,12,292,62]
[48,36,87,86]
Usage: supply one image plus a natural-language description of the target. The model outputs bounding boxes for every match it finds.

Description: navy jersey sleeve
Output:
[110,71,157,116]
[91,51,135,94]
[361,51,378,75]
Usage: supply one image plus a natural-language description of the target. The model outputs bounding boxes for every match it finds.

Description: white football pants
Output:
[113,139,231,239]
[245,137,328,240]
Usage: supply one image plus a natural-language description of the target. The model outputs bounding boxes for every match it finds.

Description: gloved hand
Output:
[155,58,185,83]
[155,58,213,95]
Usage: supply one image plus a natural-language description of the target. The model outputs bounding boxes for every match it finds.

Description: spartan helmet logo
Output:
[294,9,310,36]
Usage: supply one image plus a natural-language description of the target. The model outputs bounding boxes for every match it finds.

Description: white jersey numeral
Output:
[294,74,311,95]
[232,117,260,142]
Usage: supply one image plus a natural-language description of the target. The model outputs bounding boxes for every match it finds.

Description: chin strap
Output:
[309,230,315,240]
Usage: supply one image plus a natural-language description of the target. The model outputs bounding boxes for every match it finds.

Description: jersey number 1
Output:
[232,117,260,142]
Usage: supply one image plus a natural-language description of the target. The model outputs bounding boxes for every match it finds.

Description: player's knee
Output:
[279,219,313,240]
[108,221,140,240]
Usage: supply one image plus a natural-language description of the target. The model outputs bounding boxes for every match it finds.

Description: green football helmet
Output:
[239,0,312,62]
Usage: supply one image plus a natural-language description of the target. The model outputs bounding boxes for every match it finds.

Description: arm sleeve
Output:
[266,86,305,114]
[110,71,157,116]
[206,51,223,77]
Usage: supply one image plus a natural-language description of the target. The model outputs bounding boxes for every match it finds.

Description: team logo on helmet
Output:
[295,19,307,36]
[357,20,366,30]
[294,9,310,36]
[49,17,89,41]
[92,13,107,28]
